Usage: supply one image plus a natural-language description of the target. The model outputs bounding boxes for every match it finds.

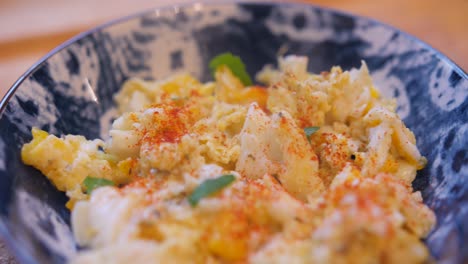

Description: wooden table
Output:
[1,0,467,99]
[0,0,466,262]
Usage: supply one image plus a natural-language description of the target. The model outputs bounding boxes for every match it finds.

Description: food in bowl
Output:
[21,54,435,263]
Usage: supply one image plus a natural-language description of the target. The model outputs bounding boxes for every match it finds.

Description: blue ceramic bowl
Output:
[0,1,467,263]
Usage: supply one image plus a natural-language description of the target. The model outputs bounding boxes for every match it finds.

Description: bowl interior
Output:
[0,2,467,263]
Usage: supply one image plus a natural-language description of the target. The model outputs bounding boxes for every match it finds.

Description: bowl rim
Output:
[0,0,467,263]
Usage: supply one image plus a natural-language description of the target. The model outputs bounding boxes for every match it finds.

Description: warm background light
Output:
[0,0,466,98]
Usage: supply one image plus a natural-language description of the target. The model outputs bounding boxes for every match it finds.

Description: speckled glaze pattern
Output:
[0,2,466,263]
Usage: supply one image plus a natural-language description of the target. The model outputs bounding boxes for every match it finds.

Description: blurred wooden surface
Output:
[0,0,467,99]
[0,0,466,262]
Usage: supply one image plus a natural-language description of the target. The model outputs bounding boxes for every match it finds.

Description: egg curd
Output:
[22,55,435,264]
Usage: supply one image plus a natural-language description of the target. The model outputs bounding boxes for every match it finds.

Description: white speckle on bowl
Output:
[145,26,202,78]
[372,67,410,119]
[195,4,250,28]
[47,42,101,100]
[14,190,76,259]
[430,123,468,200]
[9,80,59,135]
[264,6,334,42]
[429,61,467,111]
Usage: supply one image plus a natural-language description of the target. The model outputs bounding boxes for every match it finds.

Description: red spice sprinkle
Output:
[138,103,193,147]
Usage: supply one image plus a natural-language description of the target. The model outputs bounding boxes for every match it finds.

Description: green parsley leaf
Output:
[170,96,187,101]
[209,53,252,86]
[188,174,236,207]
[304,126,320,142]
[83,176,115,193]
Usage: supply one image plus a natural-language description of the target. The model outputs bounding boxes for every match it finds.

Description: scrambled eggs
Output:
[22,55,435,263]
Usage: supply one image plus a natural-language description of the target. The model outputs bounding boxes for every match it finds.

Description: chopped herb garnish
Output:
[304,126,320,142]
[294,216,304,223]
[188,174,236,207]
[272,174,282,185]
[247,154,256,160]
[83,176,115,193]
[170,96,187,101]
[97,145,105,152]
[209,52,252,86]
